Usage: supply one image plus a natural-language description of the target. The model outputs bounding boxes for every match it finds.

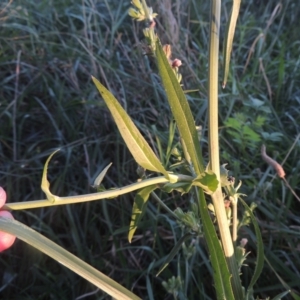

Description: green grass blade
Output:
[222,0,241,88]
[0,217,141,300]
[271,290,291,300]
[156,233,193,277]
[292,292,300,300]
[92,76,168,177]
[239,198,264,292]
[128,185,157,243]
[265,256,300,300]
[155,40,204,176]
[198,189,235,300]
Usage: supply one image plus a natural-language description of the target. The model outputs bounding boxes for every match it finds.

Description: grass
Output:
[0,0,300,299]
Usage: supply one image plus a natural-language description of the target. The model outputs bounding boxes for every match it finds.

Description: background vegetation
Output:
[0,0,299,299]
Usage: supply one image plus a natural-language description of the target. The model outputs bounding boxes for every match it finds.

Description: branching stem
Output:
[3,175,193,211]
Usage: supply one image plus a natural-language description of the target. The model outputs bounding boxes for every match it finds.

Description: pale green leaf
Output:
[41,149,60,203]
[198,189,235,300]
[155,40,204,176]
[222,0,241,88]
[92,76,168,178]
[128,185,157,243]
[93,163,112,187]
[0,218,141,300]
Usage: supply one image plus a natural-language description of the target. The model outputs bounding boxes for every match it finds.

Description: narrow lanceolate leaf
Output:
[93,163,112,188]
[222,0,241,88]
[155,40,204,176]
[239,198,264,294]
[198,189,235,300]
[92,76,168,177]
[41,149,60,203]
[0,218,141,300]
[128,185,157,243]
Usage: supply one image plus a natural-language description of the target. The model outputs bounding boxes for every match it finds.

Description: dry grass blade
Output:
[261,144,285,178]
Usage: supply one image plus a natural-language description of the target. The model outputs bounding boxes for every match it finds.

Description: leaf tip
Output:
[128,231,134,244]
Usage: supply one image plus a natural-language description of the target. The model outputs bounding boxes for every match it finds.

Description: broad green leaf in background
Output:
[0,217,141,300]
[92,76,169,178]
[222,0,241,88]
[41,149,60,203]
[198,189,235,300]
[155,40,204,176]
[239,197,264,294]
[128,185,157,243]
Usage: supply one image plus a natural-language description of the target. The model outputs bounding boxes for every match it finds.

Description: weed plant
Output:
[0,0,300,299]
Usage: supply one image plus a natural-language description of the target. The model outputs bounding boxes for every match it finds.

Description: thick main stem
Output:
[208,0,243,298]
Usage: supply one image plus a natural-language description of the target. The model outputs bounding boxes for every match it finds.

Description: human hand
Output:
[0,187,16,252]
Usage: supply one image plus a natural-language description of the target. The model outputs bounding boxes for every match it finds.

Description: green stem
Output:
[231,196,237,244]
[3,175,193,211]
[151,191,179,220]
[208,0,243,297]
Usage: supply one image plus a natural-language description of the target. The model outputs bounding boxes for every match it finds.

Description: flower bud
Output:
[171,59,182,68]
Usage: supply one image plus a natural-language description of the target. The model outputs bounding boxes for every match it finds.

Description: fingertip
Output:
[0,211,16,252]
[0,187,7,207]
